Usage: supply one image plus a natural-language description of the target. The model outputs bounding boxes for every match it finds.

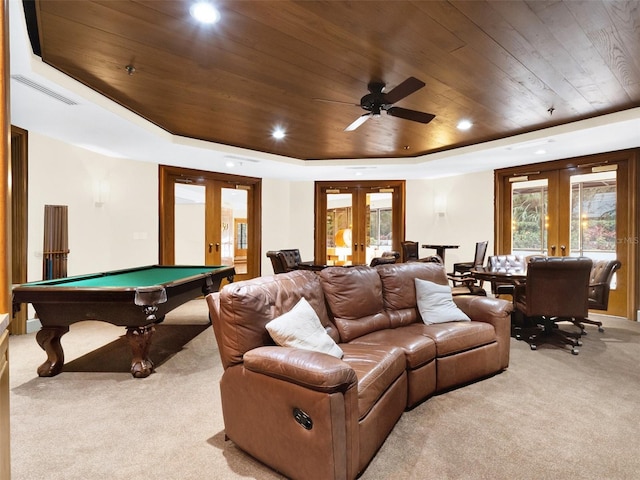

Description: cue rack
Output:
[42,205,69,280]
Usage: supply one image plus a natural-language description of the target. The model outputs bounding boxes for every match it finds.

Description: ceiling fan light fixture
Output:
[190,2,221,24]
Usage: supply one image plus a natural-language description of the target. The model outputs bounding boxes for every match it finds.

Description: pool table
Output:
[12,265,235,378]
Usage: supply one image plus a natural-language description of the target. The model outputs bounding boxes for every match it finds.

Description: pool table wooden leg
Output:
[126,325,155,378]
[36,326,70,377]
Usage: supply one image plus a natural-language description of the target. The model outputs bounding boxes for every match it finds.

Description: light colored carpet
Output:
[9,300,640,480]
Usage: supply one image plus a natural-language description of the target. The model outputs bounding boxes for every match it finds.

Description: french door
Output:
[496,151,637,318]
[159,166,261,282]
[314,181,405,266]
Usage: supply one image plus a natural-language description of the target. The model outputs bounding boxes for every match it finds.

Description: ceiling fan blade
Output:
[383,77,425,104]
[386,107,435,124]
[345,113,371,131]
[313,98,360,107]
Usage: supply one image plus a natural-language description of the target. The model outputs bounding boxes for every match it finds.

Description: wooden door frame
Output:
[495,149,639,320]
[314,180,405,264]
[158,165,262,279]
[1,2,12,476]
[9,126,28,334]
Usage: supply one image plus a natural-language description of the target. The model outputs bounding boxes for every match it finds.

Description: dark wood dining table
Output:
[470,266,527,284]
[421,244,459,262]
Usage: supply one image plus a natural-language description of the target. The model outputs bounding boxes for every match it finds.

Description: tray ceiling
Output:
[27,0,640,161]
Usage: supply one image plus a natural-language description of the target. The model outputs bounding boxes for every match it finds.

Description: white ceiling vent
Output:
[11,74,79,105]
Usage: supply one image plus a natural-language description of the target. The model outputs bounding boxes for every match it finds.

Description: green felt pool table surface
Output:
[17,265,226,288]
[12,264,235,378]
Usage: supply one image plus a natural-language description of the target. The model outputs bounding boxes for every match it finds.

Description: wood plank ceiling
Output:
[31,0,640,161]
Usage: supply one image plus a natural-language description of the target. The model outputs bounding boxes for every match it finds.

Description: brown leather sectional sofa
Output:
[206,261,513,480]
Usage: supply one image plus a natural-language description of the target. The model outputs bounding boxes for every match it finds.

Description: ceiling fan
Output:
[344,77,436,132]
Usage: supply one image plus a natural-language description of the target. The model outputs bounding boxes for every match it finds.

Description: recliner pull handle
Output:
[293,408,313,430]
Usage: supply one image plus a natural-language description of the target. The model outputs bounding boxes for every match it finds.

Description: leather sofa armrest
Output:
[453,295,513,324]
[244,346,358,393]
[453,295,513,369]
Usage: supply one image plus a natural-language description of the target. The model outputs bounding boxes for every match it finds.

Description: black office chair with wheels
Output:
[513,256,592,355]
[570,259,622,334]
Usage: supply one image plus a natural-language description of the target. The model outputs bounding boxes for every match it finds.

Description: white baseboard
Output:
[26,318,42,334]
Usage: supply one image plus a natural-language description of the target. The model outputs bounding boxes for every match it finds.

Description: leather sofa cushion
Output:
[377,262,451,328]
[213,270,339,368]
[340,343,406,420]
[320,266,390,342]
[408,321,496,357]
[348,328,436,369]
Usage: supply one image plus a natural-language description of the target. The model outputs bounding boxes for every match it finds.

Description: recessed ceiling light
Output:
[272,127,286,140]
[535,149,546,155]
[457,120,473,130]
[189,2,220,24]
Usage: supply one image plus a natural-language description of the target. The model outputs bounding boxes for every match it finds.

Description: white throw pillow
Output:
[415,278,471,324]
[265,297,344,358]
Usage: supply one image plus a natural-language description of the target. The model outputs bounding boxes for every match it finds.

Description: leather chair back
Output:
[487,254,526,273]
[473,241,489,267]
[266,251,288,273]
[588,259,622,310]
[401,241,419,262]
[370,255,397,267]
[266,249,303,273]
[516,256,592,318]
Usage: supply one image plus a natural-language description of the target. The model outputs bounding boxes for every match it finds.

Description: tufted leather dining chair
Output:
[486,254,527,297]
[266,249,303,274]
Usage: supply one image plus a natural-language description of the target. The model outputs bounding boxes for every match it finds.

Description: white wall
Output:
[26,133,496,280]
[27,132,158,281]
[406,172,495,271]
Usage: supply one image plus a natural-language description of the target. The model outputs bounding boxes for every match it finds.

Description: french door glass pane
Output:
[511,179,548,256]
[326,193,353,265]
[366,192,393,264]
[570,170,617,264]
[174,184,206,264]
[221,188,248,273]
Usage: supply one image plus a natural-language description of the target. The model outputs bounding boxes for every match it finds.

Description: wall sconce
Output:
[94,180,110,207]
[434,195,447,217]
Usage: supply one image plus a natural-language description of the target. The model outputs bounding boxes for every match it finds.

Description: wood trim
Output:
[158,165,262,279]
[314,180,406,264]
[10,126,28,334]
[1,1,12,476]
[0,0,9,317]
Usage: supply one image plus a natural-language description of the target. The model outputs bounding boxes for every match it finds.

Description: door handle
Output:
[208,243,213,253]
[216,242,220,252]
[550,245,556,255]
[560,245,566,256]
